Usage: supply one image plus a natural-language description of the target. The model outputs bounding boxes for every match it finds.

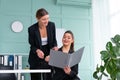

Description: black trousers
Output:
[30,61,53,80]
[30,72,52,80]
[30,44,52,80]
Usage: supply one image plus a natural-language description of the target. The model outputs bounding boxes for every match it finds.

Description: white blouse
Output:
[41,37,48,45]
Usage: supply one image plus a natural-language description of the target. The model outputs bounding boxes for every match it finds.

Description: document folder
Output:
[49,47,85,68]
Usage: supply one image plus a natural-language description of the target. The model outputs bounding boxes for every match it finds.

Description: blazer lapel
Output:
[35,24,42,48]
[47,25,50,44]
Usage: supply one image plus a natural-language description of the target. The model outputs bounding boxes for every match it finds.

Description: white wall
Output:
[92,0,111,79]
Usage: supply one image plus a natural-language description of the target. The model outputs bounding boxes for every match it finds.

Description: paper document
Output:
[49,47,85,68]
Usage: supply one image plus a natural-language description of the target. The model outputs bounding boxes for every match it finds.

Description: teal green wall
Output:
[0,0,93,80]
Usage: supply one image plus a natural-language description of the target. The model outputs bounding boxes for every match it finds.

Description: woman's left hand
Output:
[64,66,71,75]
[52,46,58,51]
[45,55,50,62]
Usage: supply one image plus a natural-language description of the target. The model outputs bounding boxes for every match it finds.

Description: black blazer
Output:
[53,47,80,80]
[28,21,57,66]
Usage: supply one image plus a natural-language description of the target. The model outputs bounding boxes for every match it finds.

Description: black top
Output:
[53,47,80,80]
[28,21,57,67]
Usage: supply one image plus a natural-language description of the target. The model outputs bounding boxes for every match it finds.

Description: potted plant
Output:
[93,34,120,80]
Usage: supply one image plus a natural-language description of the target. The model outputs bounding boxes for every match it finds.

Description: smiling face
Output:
[37,14,49,27]
[62,33,74,47]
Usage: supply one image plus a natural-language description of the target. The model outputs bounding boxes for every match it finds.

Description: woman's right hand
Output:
[64,66,71,75]
[36,49,44,59]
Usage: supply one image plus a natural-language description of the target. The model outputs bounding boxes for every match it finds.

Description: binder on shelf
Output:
[21,74,24,80]
[17,73,21,80]
[8,55,14,67]
[4,55,8,66]
[0,54,24,80]
[17,55,22,80]
[49,47,85,68]
[14,55,18,69]
[18,55,22,69]
[0,55,4,65]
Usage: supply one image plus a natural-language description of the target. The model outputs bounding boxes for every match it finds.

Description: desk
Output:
[0,69,51,73]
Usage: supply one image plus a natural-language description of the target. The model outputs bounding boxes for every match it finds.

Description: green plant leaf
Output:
[111,34,120,43]
[116,72,120,80]
[99,74,103,80]
[99,65,105,72]
[110,60,117,71]
[106,61,112,74]
[106,42,113,52]
[100,51,110,60]
[111,34,120,47]
[93,71,99,79]
[96,64,100,71]
[93,34,120,80]
[113,47,120,56]
[110,70,117,80]
[102,72,108,77]
[116,59,120,69]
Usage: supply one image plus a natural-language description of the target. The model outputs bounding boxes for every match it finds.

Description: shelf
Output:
[56,0,91,7]
[0,69,51,73]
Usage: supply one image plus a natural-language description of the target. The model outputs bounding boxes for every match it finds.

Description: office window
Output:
[109,0,120,36]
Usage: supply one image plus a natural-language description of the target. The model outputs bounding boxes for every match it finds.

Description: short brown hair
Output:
[36,8,49,19]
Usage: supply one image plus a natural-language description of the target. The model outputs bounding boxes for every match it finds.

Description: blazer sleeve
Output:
[52,22,57,47]
[28,27,38,53]
[69,64,79,78]
[48,22,57,48]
